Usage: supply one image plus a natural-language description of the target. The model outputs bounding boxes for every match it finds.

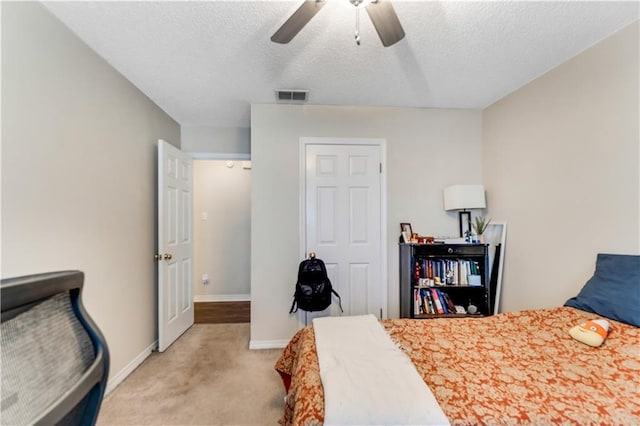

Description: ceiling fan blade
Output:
[365,0,405,47]
[271,1,327,44]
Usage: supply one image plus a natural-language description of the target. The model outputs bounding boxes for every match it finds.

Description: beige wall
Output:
[182,126,250,155]
[1,2,180,384]
[193,160,251,300]
[250,105,483,346]
[483,21,639,312]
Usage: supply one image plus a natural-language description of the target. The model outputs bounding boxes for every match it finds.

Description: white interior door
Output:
[157,139,194,352]
[303,141,385,322]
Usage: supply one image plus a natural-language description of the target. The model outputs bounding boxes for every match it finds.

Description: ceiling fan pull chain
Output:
[355,9,361,46]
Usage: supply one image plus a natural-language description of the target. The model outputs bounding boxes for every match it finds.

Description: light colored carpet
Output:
[97,324,285,425]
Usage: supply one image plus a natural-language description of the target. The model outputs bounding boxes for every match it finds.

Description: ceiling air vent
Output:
[275,90,309,103]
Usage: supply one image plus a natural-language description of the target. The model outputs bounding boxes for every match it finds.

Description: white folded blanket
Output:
[313,314,450,426]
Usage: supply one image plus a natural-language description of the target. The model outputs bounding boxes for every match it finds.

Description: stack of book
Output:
[413,287,458,315]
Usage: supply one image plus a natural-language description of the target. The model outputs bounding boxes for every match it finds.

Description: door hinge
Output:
[379,163,382,173]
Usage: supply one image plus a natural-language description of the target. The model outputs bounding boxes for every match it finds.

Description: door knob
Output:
[154,253,173,261]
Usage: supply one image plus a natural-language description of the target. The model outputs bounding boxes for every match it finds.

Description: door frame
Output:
[298,137,388,322]
[190,154,252,304]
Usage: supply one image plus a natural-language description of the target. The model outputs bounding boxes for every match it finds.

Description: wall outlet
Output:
[202,274,209,285]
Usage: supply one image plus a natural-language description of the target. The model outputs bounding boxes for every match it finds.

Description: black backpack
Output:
[289,253,343,314]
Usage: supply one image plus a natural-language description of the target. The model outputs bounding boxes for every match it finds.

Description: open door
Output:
[157,139,194,352]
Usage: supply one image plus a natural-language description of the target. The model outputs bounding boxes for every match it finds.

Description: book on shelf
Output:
[436,289,449,314]
[423,289,435,314]
[413,257,483,288]
[459,261,468,285]
[430,288,444,314]
[441,292,457,313]
[414,287,474,316]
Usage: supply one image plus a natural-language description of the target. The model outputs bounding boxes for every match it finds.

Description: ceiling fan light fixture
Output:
[271,0,404,47]
[336,0,374,9]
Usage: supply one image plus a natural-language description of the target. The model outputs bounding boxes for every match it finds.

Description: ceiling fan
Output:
[271,0,405,47]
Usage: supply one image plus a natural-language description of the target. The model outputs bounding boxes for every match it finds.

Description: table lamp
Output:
[443,185,486,237]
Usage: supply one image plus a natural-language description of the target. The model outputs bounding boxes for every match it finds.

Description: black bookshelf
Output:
[399,243,491,318]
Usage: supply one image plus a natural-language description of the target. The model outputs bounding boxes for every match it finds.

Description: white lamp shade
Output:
[443,185,486,211]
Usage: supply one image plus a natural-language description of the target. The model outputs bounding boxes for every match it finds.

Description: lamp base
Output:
[458,211,471,238]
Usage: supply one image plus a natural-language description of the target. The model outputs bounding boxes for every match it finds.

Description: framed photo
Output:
[400,222,412,243]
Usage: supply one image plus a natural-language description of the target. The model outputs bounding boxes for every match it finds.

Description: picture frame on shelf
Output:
[460,211,472,238]
[400,222,412,243]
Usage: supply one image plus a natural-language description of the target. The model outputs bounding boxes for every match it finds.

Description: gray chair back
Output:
[1,271,109,425]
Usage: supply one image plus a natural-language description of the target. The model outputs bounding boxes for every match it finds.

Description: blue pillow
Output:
[565,253,640,327]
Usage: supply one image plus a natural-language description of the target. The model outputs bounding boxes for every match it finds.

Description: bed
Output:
[275,254,640,425]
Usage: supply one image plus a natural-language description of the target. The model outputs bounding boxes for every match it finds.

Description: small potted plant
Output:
[471,216,491,243]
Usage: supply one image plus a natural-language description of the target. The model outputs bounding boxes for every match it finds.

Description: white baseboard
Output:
[249,339,288,350]
[194,294,250,302]
[104,340,157,395]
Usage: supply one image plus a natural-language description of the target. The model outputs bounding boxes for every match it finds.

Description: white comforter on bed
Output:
[313,314,450,426]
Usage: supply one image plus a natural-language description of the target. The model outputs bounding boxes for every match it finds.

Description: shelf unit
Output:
[399,243,491,319]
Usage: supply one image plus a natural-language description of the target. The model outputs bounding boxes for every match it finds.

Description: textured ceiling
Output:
[43,1,638,128]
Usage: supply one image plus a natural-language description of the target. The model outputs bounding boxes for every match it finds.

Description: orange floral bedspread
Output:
[274,307,640,425]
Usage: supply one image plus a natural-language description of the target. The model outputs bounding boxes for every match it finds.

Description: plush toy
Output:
[569,319,611,347]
